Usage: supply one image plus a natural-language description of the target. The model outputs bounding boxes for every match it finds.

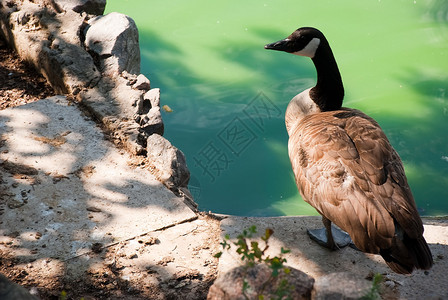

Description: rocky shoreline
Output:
[0,0,194,209]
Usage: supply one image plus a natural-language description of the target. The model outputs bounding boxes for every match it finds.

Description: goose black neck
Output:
[309,41,344,111]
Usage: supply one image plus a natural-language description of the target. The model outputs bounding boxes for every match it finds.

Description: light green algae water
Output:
[106,0,448,216]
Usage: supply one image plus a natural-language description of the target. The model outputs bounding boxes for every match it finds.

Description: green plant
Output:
[361,273,383,300]
[214,226,293,299]
[59,290,85,300]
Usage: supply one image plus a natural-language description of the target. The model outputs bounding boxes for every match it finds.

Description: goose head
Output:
[265,27,344,112]
[264,27,325,58]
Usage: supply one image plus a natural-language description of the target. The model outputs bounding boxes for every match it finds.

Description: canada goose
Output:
[265,27,433,274]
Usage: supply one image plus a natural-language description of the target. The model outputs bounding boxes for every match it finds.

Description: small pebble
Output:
[29,287,39,296]
[384,280,395,288]
[86,206,102,212]
[91,242,103,253]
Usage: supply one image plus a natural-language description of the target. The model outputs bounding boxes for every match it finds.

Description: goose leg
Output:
[307,216,352,250]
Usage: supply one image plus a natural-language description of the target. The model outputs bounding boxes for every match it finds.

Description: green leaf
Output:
[242,279,250,292]
[281,247,291,254]
[262,228,274,241]
[373,273,383,286]
[249,225,257,234]
[60,291,67,300]
[214,252,223,258]
[220,239,231,250]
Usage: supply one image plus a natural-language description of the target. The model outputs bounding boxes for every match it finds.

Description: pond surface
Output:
[106,0,448,217]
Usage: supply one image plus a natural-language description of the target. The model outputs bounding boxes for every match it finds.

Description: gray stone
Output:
[144,107,163,126]
[207,264,314,300]
[84,12,140,76]
[137,107,164,136]
[52,0,106,15]
[312,272,376,300]
[144,88,161,108]
[133,88,163,135]
[132,74,151,90]
[42,38,101,93]
[146,134,190,189]
[121,70,138,84]
[0,274,39,300]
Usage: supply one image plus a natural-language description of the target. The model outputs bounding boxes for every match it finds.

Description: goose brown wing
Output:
[288,108,423,253]
[341,110,423,239]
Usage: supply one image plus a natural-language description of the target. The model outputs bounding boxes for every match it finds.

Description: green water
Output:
[106,0,448,217]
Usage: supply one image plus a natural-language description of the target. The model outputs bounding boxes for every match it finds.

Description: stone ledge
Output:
[214,215,448,299]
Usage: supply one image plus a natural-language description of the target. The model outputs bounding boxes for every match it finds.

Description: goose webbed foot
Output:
[307,217,352,250]
[307,225,352,250]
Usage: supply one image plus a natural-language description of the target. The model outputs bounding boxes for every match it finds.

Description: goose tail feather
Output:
[380,234,433,274]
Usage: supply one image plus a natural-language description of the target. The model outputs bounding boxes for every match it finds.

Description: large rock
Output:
[52,0,106,15]
[208,264,314,300]
[42,37,101,94]
[134,87,164,136]
[0,2,101,94]
[84,12,140,76]
[312,272,378,300]
[144,88,161,108]
[146,134,190,190]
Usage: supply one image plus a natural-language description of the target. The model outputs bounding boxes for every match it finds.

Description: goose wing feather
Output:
[288,108,423,253]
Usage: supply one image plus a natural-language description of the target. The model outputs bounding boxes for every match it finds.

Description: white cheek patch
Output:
[292,37,320,58]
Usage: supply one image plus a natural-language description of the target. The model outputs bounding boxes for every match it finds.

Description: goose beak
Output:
[264,38,291,52]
